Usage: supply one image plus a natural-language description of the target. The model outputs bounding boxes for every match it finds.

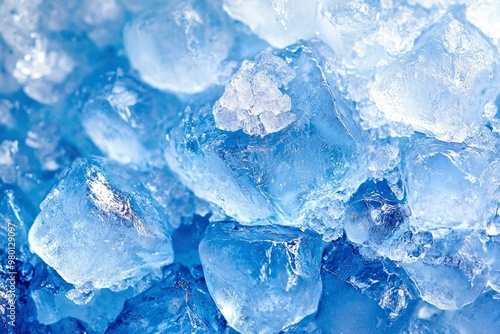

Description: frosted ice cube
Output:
[123,0,235,94]
[403,231,488,310]
[28,156,174,291]
[371,15,496,142]
[199,222,323,333]
[81,71,180,169]
[466,0,500,45]
[165,46,365,227]
[403,138,498,230]
[222,0,317,48]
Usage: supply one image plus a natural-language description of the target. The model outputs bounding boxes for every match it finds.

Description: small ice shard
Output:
[213,52,296,137]
[30,263,133,333]
[28,156,174,291]
[371,15,496,142]
[222,0,317,48]
[123,0,235,94]
[199,222,323,333]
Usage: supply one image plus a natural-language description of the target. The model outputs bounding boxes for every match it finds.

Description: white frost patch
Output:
[213,52,296,137]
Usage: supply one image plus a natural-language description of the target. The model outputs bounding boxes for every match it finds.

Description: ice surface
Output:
[403,231,488,310]
[403,137,499,230]
[213,52,296,137]
[124,0,236,94]
[3,1,500,333]
[165,46,365,227]
[28,156,174,291]
[466,0,500,45]
[344,179,410,250]
[81,70,180,169]
[323,239,417,320]
[106,264,226,333]
[30,263,133,333]
[222,0,317,48]
[372,15,496,142]
[199,222,323,333]
[406,289,500,333]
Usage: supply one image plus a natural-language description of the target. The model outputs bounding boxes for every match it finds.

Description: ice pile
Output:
[1,0,500,333]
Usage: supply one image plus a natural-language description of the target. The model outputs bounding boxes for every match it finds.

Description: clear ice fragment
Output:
[28,156,174,291]
[123,0,235,94]
[199,222,323,333]
[371,15,496,142]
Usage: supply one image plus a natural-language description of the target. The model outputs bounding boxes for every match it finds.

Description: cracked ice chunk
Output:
[165,47,364,226]
[403,138,499,230]
[123,0,235,94]
[81,71,180,169]
[466,0,500,45]
[106,264,227,334]
[222,0,317,48]
[372,15,496,142]
[28,156,173,291]
[199,222,323,333]
[403,231,488,310]
[213,52,296,137]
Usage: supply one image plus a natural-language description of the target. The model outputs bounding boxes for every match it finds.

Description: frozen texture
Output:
[323,239,417,320]
[106,264,226,334]
[28,156,174,291]
[124,0,235,93]
[466,0,500,45]
[199,222,323,333]
[213,52,296,137]
[222,0,317,48]
[403,232,488,310]
[81,71,180,169]
[403,138,499,230]
[165,46,365,227]
[372,15,495,142]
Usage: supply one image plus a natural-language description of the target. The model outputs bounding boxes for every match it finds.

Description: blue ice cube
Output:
[371,14,496,143]
[317,269,396,333]
[80,69,181,169]
[123,0,236,94]
[407,289,500,333]
[199,221,323,333]
[403,231,488,310]
[165,46,365,227]
[106,263,227,333]
[323,238,417,321]
[222,0,316,48]
[402,137,498,230]
[28,156,174,291]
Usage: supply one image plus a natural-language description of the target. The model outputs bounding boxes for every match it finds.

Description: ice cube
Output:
[199,222,323,333]
[222,0,317,48]
[123,0,236,94]
[371,15,496,142]
[28,156,174,291]
[165,46,365,227]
